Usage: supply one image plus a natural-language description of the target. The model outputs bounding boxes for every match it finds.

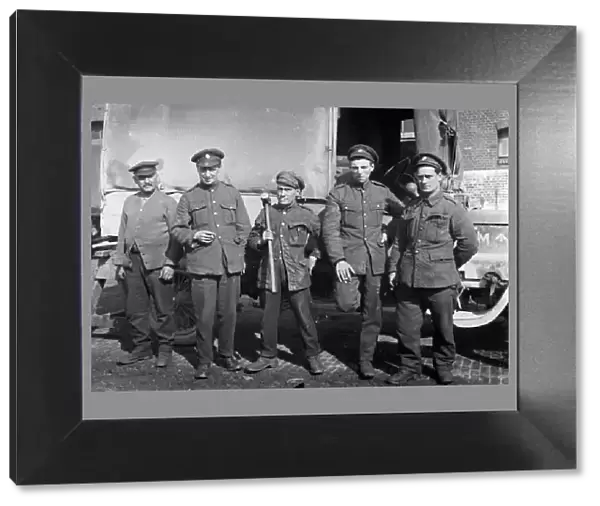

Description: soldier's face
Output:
[349,158,374,184]
[276,184,298,205]
[133,173,158,194]
[416,166,442,195]
[197,164,220,185]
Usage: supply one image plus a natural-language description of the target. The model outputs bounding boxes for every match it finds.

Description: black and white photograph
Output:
[11,6,579,486]
[89,102,511,392]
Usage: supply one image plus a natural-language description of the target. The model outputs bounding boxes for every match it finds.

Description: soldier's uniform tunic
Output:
[248,202,322,359]
[321,179,404,364]
[173,180,251,365]
[387,190,478,374]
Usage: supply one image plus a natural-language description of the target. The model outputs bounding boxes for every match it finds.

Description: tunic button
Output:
[214,212,218,215]
[213,201,216,204]
[216,224,220,227]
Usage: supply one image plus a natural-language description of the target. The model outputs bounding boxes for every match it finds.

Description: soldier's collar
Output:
[137,189,157,199]
[199,180,220,190]
[350,179,371,190]
[421,189,443,206]
[274,200,297,211]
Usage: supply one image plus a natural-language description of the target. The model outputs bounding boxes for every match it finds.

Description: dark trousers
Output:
[394,284,456,373]
[124,253,175,353]
[191,273,240,365]
[259,284,321,359]
[334,259,382,363]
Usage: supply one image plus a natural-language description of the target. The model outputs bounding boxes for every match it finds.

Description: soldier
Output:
[172,148,252,379]
[245,171,325,375]
[114,160,180,368]
[386,154,478,386]
[321,144,405,379]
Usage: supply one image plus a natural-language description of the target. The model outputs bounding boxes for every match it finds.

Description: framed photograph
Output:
[10,10,576,485]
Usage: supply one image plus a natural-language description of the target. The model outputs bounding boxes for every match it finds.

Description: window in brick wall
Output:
[497,126,509,165]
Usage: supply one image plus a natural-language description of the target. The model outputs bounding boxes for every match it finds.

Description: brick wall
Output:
[458,109,509,171]
[457,109,510,208]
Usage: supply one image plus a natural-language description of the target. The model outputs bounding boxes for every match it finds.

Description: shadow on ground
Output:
[92,286,508,390]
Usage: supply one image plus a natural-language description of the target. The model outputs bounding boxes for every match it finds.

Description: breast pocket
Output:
[190,203,209,227]
[220,202,237,224]
[367,202,385,228]
[341,204,362,229]
[287,222,309,246]
[424,214,450,243]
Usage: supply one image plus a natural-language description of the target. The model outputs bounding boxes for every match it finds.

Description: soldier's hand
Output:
[159,265,174,281]
[377,232,388,246]
[388,271,397,289]
[262,230,274,242]
[308,255,317,274]
[193,230,216,244]
[115,266,126,280]
[335,260,355,283]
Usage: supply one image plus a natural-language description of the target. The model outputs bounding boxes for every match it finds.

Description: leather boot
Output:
[221,355,242,371]
[436,368,455,385]
[117,348,153,366]
[307,355,325,375]
[156,350,173,368]
[245,356,278,373]
[194,363,211,380]
[386,369,420,386]
[358,361,376,379]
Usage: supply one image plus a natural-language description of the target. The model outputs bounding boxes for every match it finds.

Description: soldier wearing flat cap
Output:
[114,160,181,368]
[172,148,251,379]
[245,170,325,375]
[386,153,478,386]
[321,144,406,379]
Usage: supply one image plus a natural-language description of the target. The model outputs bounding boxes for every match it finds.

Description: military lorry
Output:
[90,105,508,335]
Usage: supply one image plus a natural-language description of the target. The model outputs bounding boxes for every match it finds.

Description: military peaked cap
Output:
[275,170,305,191]
[348,144,379,164]
[128,160,159,176]
[191,148,225,167]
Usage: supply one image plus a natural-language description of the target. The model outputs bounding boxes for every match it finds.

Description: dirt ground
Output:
[92,288,509,391]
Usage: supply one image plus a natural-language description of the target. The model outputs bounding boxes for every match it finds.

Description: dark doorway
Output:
[336,108,414,175]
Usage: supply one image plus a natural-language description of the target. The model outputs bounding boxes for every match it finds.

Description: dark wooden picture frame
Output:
[10,10,576,485]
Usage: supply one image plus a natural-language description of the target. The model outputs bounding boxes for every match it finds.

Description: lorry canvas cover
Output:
[413,109,462,184]
[100,104,332,198]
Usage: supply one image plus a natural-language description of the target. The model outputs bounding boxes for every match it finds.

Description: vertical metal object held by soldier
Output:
[261,192,278,293]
